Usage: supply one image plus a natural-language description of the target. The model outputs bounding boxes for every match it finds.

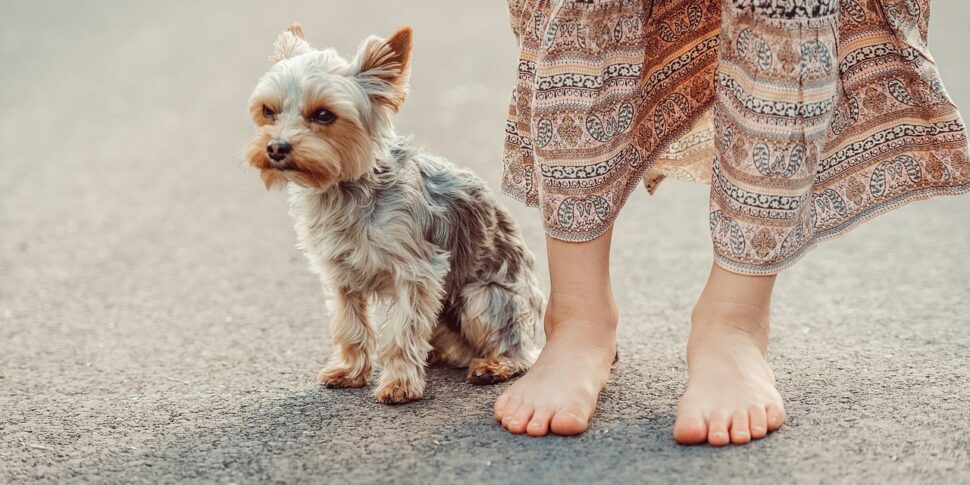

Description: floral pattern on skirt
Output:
[502,0,970,274]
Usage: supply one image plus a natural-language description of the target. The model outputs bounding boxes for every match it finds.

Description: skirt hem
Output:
[713,180,970,275]
[505,165,970,275]
[501,100,717,244]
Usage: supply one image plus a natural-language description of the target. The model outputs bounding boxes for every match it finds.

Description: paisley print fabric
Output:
[502,0,970,274]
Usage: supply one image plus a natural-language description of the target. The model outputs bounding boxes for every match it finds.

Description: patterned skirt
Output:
[502,0,970,274]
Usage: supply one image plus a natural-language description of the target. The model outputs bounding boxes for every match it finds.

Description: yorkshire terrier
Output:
[245,24,543,404]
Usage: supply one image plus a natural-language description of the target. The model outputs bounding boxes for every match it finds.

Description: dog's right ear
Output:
[270,23,312,64]
[352,27,413,111]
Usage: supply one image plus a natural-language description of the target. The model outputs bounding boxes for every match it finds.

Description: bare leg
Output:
[673,262,785,445]
[493,227,618,436]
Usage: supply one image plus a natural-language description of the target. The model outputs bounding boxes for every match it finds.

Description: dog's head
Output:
[246,24,412,190]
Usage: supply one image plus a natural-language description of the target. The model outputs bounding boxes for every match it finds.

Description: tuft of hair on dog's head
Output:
[245,23,413,191]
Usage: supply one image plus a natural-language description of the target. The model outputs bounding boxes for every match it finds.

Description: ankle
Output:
[689,300,770,356]
[692,297,769,328]
[540,298,618,364]
[544,294,618,335]
[692,263,775,332]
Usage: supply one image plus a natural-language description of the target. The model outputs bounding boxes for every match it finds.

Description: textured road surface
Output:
[2,1,969,483]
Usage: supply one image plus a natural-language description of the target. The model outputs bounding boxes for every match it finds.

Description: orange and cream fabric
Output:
[503,0,970,274]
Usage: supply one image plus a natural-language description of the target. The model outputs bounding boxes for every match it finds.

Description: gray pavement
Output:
[1,1,969,483]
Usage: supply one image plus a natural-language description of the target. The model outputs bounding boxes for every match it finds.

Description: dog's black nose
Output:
[267,142,292,162]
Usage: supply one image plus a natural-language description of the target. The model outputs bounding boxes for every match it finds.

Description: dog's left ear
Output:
[271,23,313,64]
[352,27,412,111]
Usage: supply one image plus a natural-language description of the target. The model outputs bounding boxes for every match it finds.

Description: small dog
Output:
[245,24,543,404]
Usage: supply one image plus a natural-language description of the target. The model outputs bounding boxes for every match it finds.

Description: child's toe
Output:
[502,401,535,434]
[673,411,708,445]
[526,407,555,437]
[729,410,751,444]
[748,405,768,439]
[707,412,730,446]
[495,393,520,423]
[549,408,589,436]
[765,403,786,431]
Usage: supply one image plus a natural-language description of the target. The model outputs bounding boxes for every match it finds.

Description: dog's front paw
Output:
[374,379,424,404]
[318,367,369,389]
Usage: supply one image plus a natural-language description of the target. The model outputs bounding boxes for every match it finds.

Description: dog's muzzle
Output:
[267,141,292,162]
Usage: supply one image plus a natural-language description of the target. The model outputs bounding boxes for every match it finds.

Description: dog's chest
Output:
[288,171,444,297]
[324,236,397,294]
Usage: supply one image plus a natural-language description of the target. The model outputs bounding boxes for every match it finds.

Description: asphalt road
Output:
[1,1,969,483]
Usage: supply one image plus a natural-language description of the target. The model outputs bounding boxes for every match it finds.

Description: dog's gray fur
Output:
[289,138,542,403]
[246,26,542,403]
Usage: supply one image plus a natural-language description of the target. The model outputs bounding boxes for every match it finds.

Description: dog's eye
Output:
[310,109,337,125]
[262,105,276,118]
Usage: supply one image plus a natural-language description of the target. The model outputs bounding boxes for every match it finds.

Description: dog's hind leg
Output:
[318,287,375,388]
[428,323,476,368]
[458,280,543,385]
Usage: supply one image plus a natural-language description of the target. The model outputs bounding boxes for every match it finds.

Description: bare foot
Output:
[673,264,785,446]
[493,314,617,436]
[496,229,618,436]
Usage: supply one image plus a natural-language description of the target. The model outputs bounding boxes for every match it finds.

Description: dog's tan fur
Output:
[245,25,543,404]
